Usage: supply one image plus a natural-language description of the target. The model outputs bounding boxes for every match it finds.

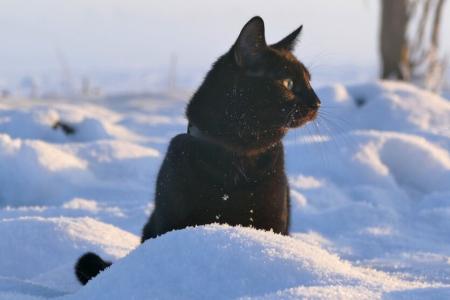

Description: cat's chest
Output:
[190,142,283,187]
[168,133,287,207]
[185,159,287,209]
[183,171,288,231]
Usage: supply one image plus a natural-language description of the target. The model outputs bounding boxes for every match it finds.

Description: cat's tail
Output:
[75,252,112,285]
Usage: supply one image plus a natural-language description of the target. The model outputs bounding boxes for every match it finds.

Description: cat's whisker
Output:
[317,107,352,131]
[307,123,326,167]
[311,120,332,168]
[308,120,328,165]
[317,114,350,136]
[316,114,356,153]
[314,118,341,151]
[318,109,355,130]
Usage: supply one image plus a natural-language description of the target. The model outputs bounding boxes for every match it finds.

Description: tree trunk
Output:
[380,0,447,91]
[380,0,410,80]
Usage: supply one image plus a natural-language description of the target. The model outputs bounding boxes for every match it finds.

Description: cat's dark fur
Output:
[75,16,320,285]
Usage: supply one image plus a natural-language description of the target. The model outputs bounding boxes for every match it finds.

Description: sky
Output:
[0,0,449,90]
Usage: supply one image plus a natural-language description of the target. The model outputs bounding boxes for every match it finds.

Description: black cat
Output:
[75,16,320,285]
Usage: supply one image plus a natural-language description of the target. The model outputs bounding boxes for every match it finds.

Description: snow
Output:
[63,225,440,300]
[0,81,450,299]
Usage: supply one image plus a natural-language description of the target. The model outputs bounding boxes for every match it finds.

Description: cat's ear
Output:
[271,25,303,51]
[234,16,267,67]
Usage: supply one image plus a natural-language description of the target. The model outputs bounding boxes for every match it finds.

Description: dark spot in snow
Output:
[355,97,367,107]
[52,121,76,135]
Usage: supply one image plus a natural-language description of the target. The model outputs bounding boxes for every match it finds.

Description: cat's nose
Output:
[307,89,321,109]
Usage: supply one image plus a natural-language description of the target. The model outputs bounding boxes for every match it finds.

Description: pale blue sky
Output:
[0,0,449,86]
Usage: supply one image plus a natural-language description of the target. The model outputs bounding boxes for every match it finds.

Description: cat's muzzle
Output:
[288,103,320,128]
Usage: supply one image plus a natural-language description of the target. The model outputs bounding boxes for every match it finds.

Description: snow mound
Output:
[0,134,159,206]
[0,278,66,300]
[337,81,450,139]
[0,102,142,143]
[375,132,450,193]
[0,134,89,206]
[67,225,438,300]
[0,98,162,207]
[0,217,139,282]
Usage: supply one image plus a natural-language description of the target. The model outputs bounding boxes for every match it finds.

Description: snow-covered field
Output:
[1,81,449,299]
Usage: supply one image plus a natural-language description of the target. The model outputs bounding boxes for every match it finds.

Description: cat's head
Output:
[187,16,320,155]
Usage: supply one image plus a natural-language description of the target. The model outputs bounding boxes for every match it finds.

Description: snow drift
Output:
[0,81,449,299]
[65,224,440,300]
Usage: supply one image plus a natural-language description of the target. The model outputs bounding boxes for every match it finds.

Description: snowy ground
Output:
[1,81,450,299]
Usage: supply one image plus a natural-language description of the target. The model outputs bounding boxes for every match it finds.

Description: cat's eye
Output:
[282,78,294,90]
